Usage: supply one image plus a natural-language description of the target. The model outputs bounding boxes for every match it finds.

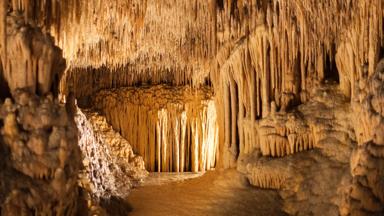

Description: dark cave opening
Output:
[324,53,339,84]
[217,0,224,10]
[232,81,240,160]
[380,46,384,59]
[0,71,11,101]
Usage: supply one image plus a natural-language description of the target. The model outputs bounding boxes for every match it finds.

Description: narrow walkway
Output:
[124,169,287,216]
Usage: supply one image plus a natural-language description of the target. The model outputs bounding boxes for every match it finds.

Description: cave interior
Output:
[0,0,383,216]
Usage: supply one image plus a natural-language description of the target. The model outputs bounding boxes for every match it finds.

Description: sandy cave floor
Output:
[123,169,287,216]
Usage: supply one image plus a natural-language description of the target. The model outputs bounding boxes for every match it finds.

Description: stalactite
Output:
[46,0,216,95]
[257,113,314,157]
[229,77,238,159]
[210,0,383,168]
[0,0,6,63]
[92,85,218,172]
[0,13,65,96]
[0,0,381,115]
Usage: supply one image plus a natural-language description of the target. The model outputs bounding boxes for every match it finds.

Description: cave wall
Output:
[212,0,383,166]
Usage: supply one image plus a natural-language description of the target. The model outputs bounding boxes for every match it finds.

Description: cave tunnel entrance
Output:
[82,84,219,173]
[324,53,340,84]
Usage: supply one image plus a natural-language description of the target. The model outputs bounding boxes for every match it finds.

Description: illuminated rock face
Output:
[339,59,384,215]
[92,85,218,172]
[75,108,148,198]
[0,3,79,215]
[0,0,383,215]
[0,13,65,96]
[52,0,382,180]
[237,84,355,215]
[237,60,384,215]
[0,91,81,216]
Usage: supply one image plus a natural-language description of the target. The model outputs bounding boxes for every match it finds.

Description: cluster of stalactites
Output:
[4,0,216,86]
[2,0,381,98]
[212,0,383,168]
[0,2,66,97]
[59,65,204,101]
[92,85,219,172]
[214,0,383,118]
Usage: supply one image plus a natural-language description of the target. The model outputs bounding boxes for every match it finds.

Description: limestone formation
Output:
[0,13,65,96]
[0,3,77,215]
[0,0,383,215]
[76,108,148,198]
[0,90,81,216]
[339,59,384,216]
[237,60,384,215]
[92,85,218,172]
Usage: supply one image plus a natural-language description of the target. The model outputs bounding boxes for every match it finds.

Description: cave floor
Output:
[124,169,287,216]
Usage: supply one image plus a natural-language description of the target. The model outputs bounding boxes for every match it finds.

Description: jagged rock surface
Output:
[238,149,350,216]
[0,3,79,215]
[0,91,81,216]
[0,12,65,96]
[339,59,384,216]
[251,84,354,161]
[75,108,148,199]
[237,84,355,215]
[238,60,384,215]
[92,85,218,172]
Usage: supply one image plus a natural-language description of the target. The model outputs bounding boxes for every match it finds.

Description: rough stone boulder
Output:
[0,90,81,216]
[339,59,384,216]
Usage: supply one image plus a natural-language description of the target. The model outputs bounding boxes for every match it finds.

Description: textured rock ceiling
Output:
[2,0,382,94]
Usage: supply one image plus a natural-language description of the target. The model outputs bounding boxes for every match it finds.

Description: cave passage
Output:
[91,85,219,173]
